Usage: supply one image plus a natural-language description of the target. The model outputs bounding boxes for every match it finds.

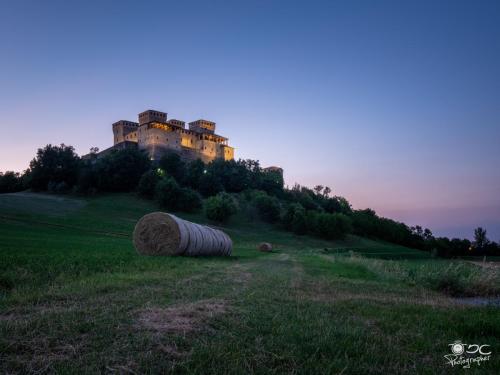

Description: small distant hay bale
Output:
[258,242,273,252]
[133,212,232,256]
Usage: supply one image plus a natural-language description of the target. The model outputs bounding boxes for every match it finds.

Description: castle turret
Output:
[138,110,167,125]
[112,120,138,144]
[189,119,216,134]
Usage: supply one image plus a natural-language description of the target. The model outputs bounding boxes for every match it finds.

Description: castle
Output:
[100,109,234,163]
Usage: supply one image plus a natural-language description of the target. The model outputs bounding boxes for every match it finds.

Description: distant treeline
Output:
[1,143,499,257]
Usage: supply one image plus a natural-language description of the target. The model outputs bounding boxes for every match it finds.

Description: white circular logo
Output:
[451,342,464,355]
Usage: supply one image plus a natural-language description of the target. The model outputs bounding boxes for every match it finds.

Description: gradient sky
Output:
[1,0,499,240]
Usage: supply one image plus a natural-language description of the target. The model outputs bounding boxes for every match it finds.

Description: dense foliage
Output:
[25,144,81,191]
[155,176,202,212]
[0,171,24,193]
[93,148,151,192]
[137,170,162,199]
[205,192,238,222]
[3,143,499,257]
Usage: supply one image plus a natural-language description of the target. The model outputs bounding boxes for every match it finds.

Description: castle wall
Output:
[109,110,234,164]
[113,121,138,144]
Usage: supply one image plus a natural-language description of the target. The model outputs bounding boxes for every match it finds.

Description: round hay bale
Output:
[258,242,273,252]
[133,212,232,256]
[133,212,184,256]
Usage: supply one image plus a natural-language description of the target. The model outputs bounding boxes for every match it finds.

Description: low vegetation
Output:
[0,193,498,373]
[4,143,498,258]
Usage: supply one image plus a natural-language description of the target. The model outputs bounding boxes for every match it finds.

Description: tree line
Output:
[1,143,498,257]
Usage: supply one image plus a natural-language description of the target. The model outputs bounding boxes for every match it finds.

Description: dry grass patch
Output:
[137,299,227,336]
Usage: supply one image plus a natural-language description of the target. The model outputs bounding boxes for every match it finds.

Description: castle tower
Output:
[188,119,216,134]
[112,120,139,144]
[138,110,167,125]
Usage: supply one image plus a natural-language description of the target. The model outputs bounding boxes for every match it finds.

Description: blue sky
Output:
[0,0,499,239]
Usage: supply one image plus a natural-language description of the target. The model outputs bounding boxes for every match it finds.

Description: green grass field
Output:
[0,193,499,374]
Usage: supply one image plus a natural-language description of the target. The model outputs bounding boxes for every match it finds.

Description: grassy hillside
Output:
[0,193,499,374]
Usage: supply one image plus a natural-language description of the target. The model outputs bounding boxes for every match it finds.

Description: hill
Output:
[0,193,499,374]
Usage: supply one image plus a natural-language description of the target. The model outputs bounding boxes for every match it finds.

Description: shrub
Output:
[254,194,281,223]
[138,170,161,198]
[155,176,183,211]
[178,187,203,212]
[309,212,352,240]
[282,203,307,234]
[47,181,70,194]
[155,177,202,212]
[205,192,237,222]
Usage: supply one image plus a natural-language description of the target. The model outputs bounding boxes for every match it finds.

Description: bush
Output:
[254,194,281,223]
[138,170,161,199]
[158,152,186,184]
[155,176,183,210]
[155,177,202,212]
[282,203,307,234]
[0,171,24,193]
[178,187,203,212]
[205,192,237,222]
[47,181,70,194]
[308,212,352,240]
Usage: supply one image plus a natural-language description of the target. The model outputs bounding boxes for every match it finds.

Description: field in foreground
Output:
[0,193,499,374]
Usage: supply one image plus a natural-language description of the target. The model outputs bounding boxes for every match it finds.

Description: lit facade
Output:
[111,109,234,163]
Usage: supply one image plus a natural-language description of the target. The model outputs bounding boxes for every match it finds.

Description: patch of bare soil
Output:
[136,299,227,360]
[137,299,227,336]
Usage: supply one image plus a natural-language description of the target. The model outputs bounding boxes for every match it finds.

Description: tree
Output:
[94,148,151,192]
[205,192,237,222]
[260,169,284,196]
[473,227,489,252]
[178,187,203,212]
[155,176,183,211]
[0,171,24,193]
[312,212,352,240]
[198,170,224,197]
[138,170,162,198]
[158,152,186,184]
[282,203,307,234]
[254,194,281,223]
[185,159,206,189]
[26,144,81,191]
[313,185,324,196]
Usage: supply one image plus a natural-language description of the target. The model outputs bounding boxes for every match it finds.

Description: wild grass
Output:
[336,253,500,297]
[0,192,499,374]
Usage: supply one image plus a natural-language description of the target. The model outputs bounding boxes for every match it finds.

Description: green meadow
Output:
[0,193,499,374]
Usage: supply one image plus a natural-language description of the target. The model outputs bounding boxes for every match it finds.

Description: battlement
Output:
[109,109,234,163]
[189,119,216,134]
[138,110,167,125]
[112,120,138,128]
[168,119,186,129]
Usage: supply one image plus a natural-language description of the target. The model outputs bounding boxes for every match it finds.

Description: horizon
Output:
[0,0,499,240]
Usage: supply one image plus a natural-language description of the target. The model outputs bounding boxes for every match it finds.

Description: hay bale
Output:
[133,212,232,256]
[258,242,273,252]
